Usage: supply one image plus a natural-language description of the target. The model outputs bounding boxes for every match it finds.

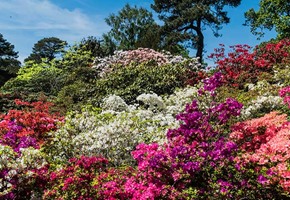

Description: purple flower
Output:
[14,136,38,153]
[266,169,276,176]
[182,161,200,172]
[257,174,268,185]
[149,154,167,168]
[202,72,223,92]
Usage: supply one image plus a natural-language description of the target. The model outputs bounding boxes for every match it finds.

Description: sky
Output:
[0,0,277,66]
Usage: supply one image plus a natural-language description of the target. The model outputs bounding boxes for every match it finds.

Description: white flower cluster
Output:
[46,86,199,166]
[240,80,285,119]
[246,80,281,95]
[102,94,129,112]
[136,93,165,111]
[0,145,46,196]
[92,48,201,77]
[241,95,283,119]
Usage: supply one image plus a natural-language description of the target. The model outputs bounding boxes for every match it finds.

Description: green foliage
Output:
[78,36,107,58]
[244,0,290,39]
[104,4,159,50]
[2,61,64,97]
[56,80,94,111]
[55,62,190,111]
[2,40,99,112]
[0,33,21,87]
[151,0,241,61]
[92,63,188,106]
[0,92,24,113]
[24,37,67,63]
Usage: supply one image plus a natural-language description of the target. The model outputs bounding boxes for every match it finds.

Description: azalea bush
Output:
[209,38,290,87]
[230,112,290,193]
[43,156,108,199]
[0,145,48,199]
[0,99,63,199]
[228,86,290,194]
[0,100,63,151]
[45,86,200,166]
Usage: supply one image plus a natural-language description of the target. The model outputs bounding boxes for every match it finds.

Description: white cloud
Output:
[0,0,107,33]
[0,0,110,63]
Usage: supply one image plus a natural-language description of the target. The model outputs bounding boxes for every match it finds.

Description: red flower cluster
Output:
[43,156,109,200]
[0,100,63,147]
[209,39,290,87]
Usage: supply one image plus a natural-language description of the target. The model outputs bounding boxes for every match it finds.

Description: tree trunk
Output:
[195,18,204,63]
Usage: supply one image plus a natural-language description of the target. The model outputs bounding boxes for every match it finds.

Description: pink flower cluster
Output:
[279,86,290,108]
[92,48,201,77]
[230,111,290,191]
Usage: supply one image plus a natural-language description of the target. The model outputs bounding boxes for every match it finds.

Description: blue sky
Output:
[0,0,276,66]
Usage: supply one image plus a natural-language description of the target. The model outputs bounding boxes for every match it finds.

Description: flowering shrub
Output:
[273,64,290,86]
[0,100,63,152]
[101,94,129,112]
[230,112,290,193]
[93,167,135,199]
[43,156,108,199]
[240,94,283,119]
[279,86,290,108]
[92,48,201,77]
[209,38,290,87]
[0,146,47,199]
[123,73,283,199]
[45,86,200,166]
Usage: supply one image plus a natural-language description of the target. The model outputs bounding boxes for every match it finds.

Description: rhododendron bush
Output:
[44,87,200,166]
[209,38,290,87]
[0,100,63,151]
[0,100,63,199]
[92,48,202,77]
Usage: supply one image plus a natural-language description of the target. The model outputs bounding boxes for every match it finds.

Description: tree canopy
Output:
[24,37,67,64]
[245,0,290,39]
[0,33,21,86]
[104,4,161,51]
[151,0,241,62]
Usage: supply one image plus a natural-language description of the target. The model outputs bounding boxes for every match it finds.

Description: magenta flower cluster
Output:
[1,120,39,154]
[127,85,245,198]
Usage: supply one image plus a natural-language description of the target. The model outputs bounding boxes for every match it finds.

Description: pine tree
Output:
[0,33,21,87]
